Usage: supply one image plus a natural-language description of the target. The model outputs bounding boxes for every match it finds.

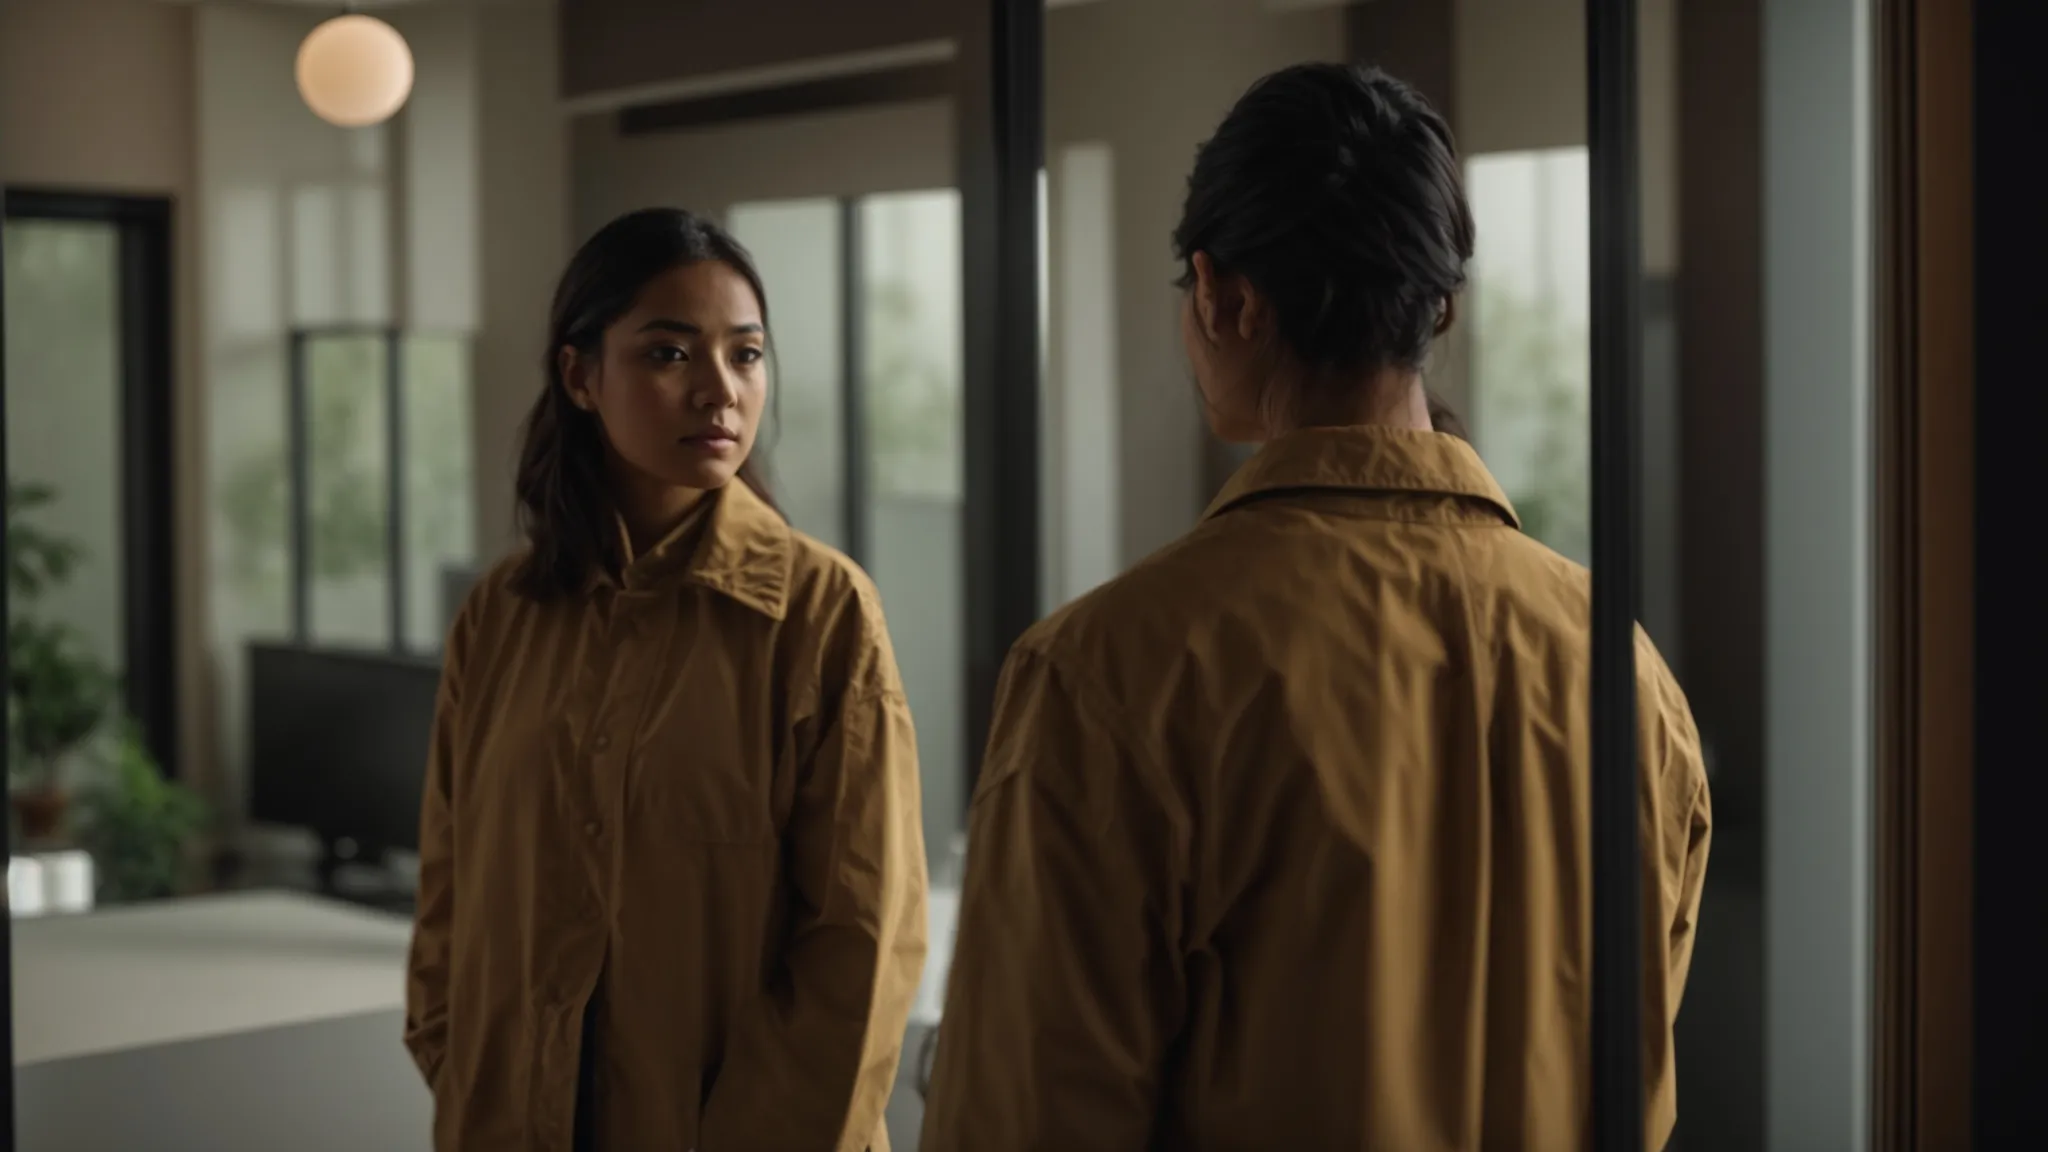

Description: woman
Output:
[405,208,928,1152]
[922,65,1710,1151]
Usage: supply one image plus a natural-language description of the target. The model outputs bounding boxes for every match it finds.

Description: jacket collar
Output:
[605,478,792,620]
[1202,425,1520,529]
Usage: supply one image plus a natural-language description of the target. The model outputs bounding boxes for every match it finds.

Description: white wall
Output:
[471,5,569,561]
[571,99,955,238]
[1043,142,1118,606]
[0,0,196,194]
[0,0,211,787]
[1761,0,1872,1147]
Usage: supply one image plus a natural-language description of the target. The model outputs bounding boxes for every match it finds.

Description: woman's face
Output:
[1180,252,1270,444]
[561,260,768,500]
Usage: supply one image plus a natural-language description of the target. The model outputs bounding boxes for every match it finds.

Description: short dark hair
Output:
[1173,63,1476,380]
[509,207,781,601]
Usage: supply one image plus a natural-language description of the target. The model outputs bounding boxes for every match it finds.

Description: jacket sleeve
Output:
[1668,772,1712,1001]
[920,645,1187,1152]
[403,598,474,1088]
[698,676,929,1152]
[1640,631,1713,1012]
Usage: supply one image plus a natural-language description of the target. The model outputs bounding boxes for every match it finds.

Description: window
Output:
[1465,148,1592,565]
[730,190,966,870]
[727,200,847,552]
[218,326,475,655]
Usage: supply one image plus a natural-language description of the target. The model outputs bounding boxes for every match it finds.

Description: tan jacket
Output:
[405,479,928,1152]
[922,427,1710,1152]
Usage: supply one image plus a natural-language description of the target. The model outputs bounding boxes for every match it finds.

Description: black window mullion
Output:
[1587,0,1647,1147]
[384,327,406,652]
[959,0,1045,794]
[287,330,312,643]
[840,198,871,568]
[0,181,21,1152]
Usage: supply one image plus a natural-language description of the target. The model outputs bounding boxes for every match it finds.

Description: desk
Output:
[12,889,430,1152]
[13,889,411,1065]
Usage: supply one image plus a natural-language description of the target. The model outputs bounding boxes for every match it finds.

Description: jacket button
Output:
[584,821,601,837]
[592,734,611,752]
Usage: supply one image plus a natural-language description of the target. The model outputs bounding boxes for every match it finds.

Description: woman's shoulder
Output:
[778,526,887,628]
[772,527,904,696]
[438,550,539,648]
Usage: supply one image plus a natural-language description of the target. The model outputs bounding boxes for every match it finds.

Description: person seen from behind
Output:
[920,64,1710,1152]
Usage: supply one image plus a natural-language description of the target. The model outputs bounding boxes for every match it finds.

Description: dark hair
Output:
[1173,63,1476,398]
[510,207,781,601]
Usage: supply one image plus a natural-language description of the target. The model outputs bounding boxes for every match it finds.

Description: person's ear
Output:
[1236,277,1272,345]
[558,346,596,412]
[1190,251,1237,347]
[1435,294,1458,337]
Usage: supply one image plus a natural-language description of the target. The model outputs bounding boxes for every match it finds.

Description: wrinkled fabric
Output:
[406,478,928,1152]
[923,427,1711,1152]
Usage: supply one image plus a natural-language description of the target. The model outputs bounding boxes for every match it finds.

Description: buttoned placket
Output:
[538,582,664,1150]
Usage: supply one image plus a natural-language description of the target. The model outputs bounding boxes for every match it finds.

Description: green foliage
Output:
[9,618,117,788]
[6,480,117,789]
[215,334,473,606]
[7,480,82,599]
[1470,282,1591,564]
[217,336,389,589]
[862,278,960,495]
[74,720,209,903]
[6,478,208,898]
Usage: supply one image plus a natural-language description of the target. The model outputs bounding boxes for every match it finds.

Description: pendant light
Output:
[295,12,415,128]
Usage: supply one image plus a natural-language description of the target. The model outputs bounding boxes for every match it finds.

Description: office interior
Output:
[0,0,2039,1149]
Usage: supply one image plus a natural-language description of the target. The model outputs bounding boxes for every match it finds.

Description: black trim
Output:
[959,0,1044,792]
[288,326,428,654]
[0,183,18,1152]
[287,330,312,642]
[839,198,873,567]
[384,326,407,647]
[3,189,181,783]
[618,62,956,137]
[1586,0,1647,1147]
[1974,0,2048,1141]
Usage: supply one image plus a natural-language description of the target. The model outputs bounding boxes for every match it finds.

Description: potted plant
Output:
[6,480,119,842]
[74,720,210,903]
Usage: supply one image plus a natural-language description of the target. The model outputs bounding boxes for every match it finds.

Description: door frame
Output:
[2,188,180,782]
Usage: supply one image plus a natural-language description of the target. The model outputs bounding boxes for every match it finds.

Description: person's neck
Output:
[1273,368,1431,435]
[612,475,708,559]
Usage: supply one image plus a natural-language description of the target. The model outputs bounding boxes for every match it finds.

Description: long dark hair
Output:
[1173,64,1476,421]
[509,207,781,601]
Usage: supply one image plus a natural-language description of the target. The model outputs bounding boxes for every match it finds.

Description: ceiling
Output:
[152,0,552,10]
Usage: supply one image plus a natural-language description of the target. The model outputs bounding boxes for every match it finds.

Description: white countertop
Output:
[11,889,412,1066]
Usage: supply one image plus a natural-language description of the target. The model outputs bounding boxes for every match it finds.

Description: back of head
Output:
[1173,64,1475,420]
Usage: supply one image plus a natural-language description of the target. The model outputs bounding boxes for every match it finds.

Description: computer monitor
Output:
[247,643,441,869]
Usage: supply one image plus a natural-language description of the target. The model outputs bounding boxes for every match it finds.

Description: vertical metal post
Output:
[287,330,312,643]
[1589,0,1647,1146]
[384,328,406,651]
[840,198,872,568]
[116,203,179,779]
[959,0,1045,792]
[1973,0,2048,1140]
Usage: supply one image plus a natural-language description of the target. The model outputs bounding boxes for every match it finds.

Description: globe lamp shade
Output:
[295,14,415,128]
